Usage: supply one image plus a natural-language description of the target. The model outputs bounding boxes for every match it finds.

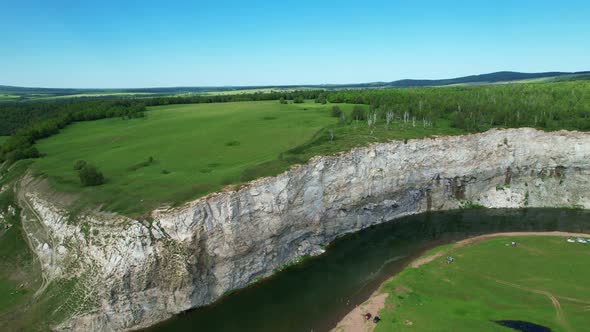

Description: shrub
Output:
[73,160,87,170]
[279,97,288,104]
[225,140,240,146]
[331,106,342,117]
[78,164,105,186]
[127,157,155,171]
[293,96,304,104]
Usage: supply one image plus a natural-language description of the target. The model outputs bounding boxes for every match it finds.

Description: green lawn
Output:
[32,100,462,215]
[376,236,590,332]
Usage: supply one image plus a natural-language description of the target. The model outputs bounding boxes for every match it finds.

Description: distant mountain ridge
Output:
[1,71,589,96]
[321,71,590,89]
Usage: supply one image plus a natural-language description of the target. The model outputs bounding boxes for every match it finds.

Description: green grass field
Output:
[32,101,339,214]
[0,94,20,101]
[32,100,462,215]
[0,92,158,102]
[376,236,590,331]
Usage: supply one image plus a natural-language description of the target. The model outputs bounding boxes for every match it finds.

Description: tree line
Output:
[0,100,146,163]
[2,81,589,164]
[325,82,590,132]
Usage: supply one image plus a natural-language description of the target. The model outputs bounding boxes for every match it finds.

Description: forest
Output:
[326,81,590,132]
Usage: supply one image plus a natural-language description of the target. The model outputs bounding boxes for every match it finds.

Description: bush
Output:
[225,140,240,146]
[73,160,87,170]
[331,106,342,117]
[293,96,304,104]
[351,105,366,121]
[279,97,288,104]
[78,164,105,187]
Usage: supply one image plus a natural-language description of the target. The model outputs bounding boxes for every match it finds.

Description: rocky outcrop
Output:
[18,128,590,331]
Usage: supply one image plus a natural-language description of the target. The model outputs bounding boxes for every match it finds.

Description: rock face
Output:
[18,128,590,331]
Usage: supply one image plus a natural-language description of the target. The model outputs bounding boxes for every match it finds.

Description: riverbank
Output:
[332,231,590,332]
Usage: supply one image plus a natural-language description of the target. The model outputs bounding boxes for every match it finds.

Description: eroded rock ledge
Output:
[18,128,590,331]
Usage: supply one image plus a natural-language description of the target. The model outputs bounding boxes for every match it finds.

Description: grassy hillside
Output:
[31,101,341,214]
[376,236,590,331]
[31,100,462,215]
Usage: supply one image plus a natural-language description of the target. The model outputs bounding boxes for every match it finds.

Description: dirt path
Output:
[332,231,590,332]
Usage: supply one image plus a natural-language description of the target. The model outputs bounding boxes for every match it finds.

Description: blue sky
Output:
[1,0,589,88]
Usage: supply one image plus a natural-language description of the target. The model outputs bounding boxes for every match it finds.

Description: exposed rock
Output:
[17,128,590,331]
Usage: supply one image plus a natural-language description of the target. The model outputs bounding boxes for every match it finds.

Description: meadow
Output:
[0,94,20,102]
[31,100,462,215]
[376,236,590,331]
[0,92,158,102]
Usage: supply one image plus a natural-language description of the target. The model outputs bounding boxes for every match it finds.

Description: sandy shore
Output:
[331,231,590,332]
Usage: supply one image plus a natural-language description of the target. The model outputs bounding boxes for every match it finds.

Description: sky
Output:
[1,0,589,88]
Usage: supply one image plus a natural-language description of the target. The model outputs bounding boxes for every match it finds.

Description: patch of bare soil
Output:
[331,293,388,332]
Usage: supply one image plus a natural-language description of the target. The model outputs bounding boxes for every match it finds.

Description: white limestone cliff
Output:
[17,128,590,331]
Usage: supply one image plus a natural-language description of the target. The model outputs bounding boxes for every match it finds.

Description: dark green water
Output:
[146,208,590,332]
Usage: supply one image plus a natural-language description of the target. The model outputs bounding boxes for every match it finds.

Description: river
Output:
[146,208,590,332]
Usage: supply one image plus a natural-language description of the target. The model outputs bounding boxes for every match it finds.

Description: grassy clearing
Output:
[32,100,462,215]
[376,236,590,331]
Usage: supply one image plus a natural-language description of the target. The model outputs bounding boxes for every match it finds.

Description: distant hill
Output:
[325,71,590,89]
[1,71,589,100]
